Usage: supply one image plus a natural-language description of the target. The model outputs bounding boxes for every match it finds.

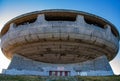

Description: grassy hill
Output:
[0,75,120,81]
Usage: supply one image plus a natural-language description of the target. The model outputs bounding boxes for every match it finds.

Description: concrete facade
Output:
[1,9,119,76]
[3,54,113,76]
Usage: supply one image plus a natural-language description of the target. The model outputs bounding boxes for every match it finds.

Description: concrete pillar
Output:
[76,15,86,25]
[9,23,16,30]
[36,14,46,23]
[105,24,112,40]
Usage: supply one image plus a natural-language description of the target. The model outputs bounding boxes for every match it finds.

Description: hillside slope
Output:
[0,75,120,81]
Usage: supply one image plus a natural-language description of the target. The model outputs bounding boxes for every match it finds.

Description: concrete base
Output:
[2,54,114,76]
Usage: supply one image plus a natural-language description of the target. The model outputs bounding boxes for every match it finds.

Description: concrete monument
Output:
[1,9,119,76]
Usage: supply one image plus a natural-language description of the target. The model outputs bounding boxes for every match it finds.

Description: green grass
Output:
[0,74,120,81]
[76,76,120,81]
[0,75,44,81]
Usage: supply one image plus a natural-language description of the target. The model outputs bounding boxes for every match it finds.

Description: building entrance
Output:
[49,71,70,76]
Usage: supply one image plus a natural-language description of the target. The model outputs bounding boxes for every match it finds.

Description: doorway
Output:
[49,71,70,76]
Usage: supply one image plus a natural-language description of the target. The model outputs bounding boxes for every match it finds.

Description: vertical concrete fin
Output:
[36,14,46,23]
[105,24,111,34]
[76,15,86,24]
[9,23,16,31]
[105,24,112,40]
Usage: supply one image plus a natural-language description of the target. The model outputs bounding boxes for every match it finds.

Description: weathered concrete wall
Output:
[2,15,118,48]
[1,14,119,62]
[3,54,113,76]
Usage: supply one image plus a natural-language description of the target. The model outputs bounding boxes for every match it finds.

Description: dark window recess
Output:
[84,18,105,29]
[85,18,118,37]
[45,15,76,21]
[111,29,118,37]
[16,18,36,26]
[45,16,76,21]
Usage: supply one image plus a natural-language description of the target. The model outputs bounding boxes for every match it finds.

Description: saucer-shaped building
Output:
[1,9,119,76]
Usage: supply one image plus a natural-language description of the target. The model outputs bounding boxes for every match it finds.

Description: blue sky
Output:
[0,0,120,74]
